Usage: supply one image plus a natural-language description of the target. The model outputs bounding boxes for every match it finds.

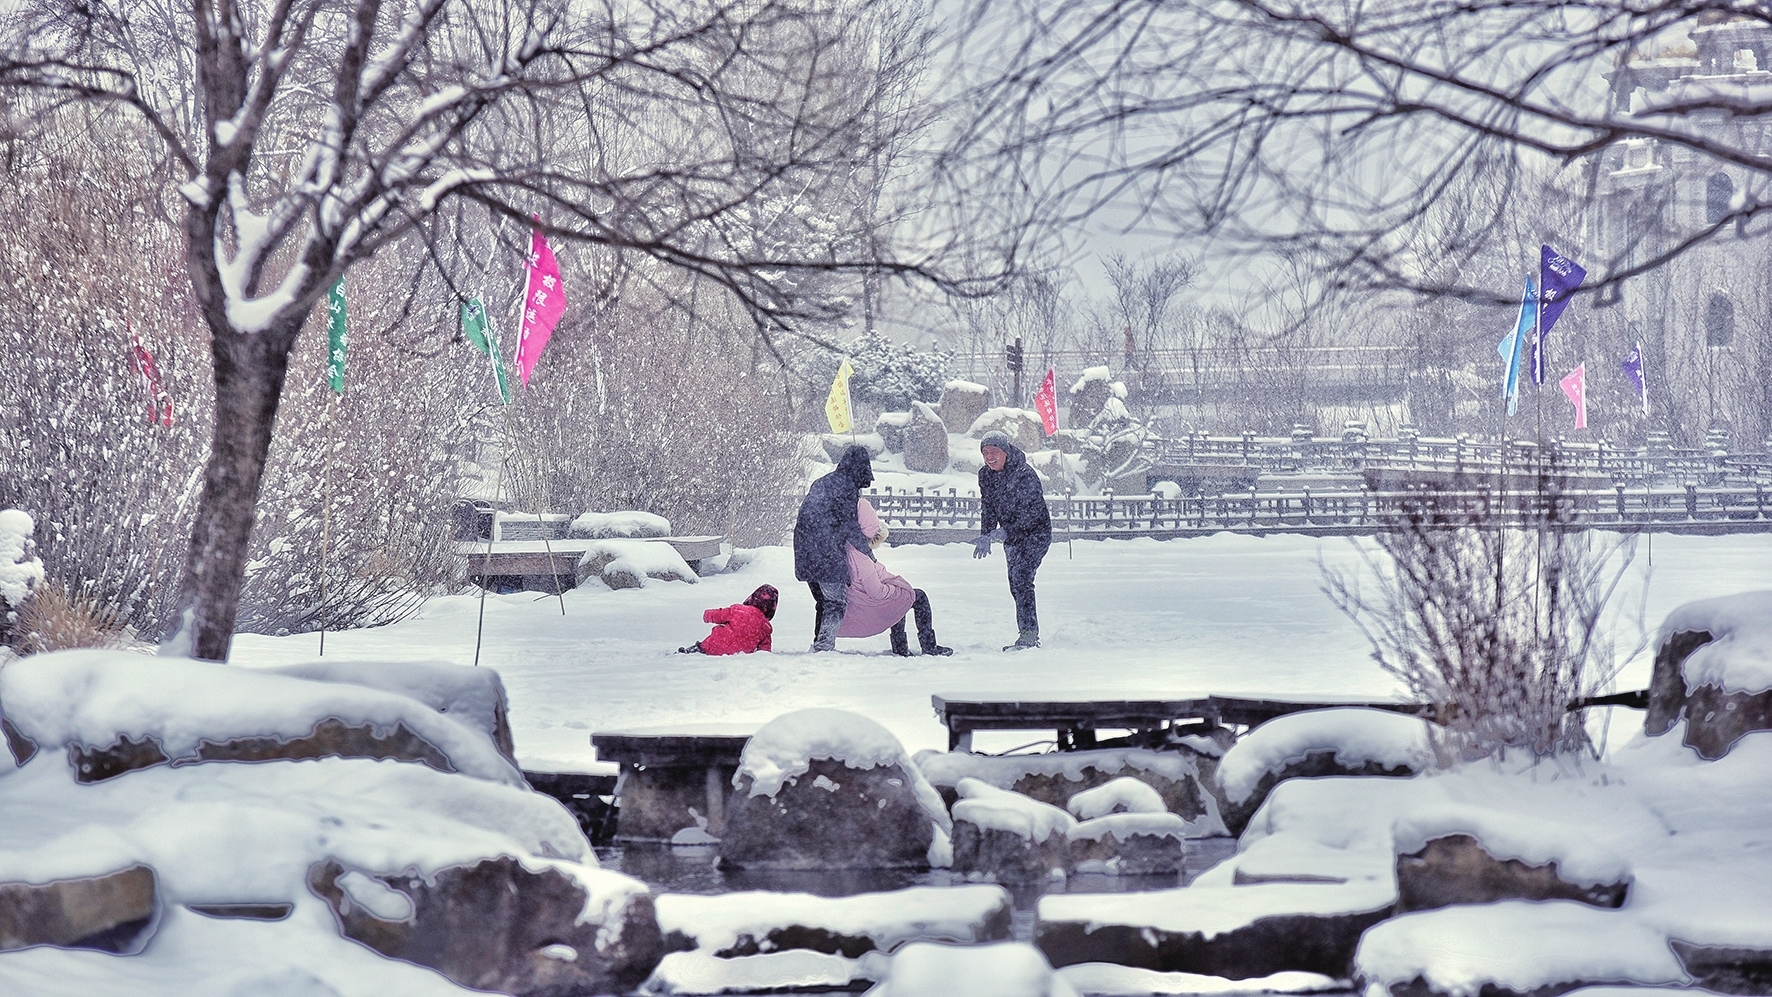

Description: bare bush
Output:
[8,581,134,655]
[1323,473,1646,761]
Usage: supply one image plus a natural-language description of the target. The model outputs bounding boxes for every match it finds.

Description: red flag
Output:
[514,221,567,387]
[128,320,173,426]
[1559,363,1587,431]
[1033,366,1058,436]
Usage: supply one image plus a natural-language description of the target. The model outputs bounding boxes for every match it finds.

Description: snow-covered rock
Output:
[969,407,1045,452]
[0,650,523,785]
[917,746,1227,835]
[1067,776,1168,819]
[1354,901,1685,997]
[1055,964,1340,996]
[656,884,1011,957]
[576,540,697,590]
[875,411,913,452]
[866,941,1079,997]
[1067,812,1190,875]
[569,510,671,540]
[0,864,156,954]
[1035,879,1396,981]
[1215,708,1434,836]
[902,402,949,474]
[1648,591,1772,758]
[939,381,991,436]
[1068,367,1116,429]
[0,508,43,613]
[720,710,950,870]
[950,778,1075,881]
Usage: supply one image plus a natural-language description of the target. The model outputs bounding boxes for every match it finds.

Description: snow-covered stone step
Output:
[1035,879,1396,980]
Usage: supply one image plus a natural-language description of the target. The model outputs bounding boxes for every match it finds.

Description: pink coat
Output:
[838,499,916,637]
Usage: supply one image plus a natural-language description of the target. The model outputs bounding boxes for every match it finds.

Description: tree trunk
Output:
[164,321,302,661]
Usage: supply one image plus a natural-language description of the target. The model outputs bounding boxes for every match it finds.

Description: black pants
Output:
[889,589,940,655]
[1005,541,1048,636]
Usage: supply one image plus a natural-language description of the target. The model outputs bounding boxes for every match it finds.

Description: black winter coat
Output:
[794,445,875,583]
[978,440,1052,547]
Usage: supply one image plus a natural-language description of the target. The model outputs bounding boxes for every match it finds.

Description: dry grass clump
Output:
[7,582,132,656]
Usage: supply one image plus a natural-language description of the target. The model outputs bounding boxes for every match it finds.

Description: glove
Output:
[972,535,993,559]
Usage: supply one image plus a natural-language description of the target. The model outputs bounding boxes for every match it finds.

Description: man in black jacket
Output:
[794,444,875,651]
[973,433,1052,650]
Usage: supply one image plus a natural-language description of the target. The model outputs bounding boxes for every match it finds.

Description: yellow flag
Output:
[824,358,854,433]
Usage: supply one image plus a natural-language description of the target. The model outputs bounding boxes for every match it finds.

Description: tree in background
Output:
[0,0,1004,659]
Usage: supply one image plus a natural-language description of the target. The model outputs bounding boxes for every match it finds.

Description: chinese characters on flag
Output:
[514,223,567,387]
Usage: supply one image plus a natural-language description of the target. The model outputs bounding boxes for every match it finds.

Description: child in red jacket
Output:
[679,584,777,655]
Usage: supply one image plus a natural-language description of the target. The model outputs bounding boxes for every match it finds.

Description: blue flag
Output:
[1534,246,1586,384]
[1498,278,1535,417]
[1621,343,1648,416]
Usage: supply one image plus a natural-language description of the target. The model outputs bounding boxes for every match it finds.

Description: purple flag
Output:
[1534,245,1587,384]
[1621,343,1648,416]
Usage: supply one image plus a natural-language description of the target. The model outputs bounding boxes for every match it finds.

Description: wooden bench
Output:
[591,727,756,842]
[931,693,1437,752]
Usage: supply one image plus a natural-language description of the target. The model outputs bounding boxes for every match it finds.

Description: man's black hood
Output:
[979,433,1027,471]
[837,444,875,487]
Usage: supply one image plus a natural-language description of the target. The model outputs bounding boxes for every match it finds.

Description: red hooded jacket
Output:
[698,604,773,655]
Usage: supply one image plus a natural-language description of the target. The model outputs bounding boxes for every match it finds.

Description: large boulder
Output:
[0,651,524,785]
[1066,813,1188,876]
[902,402,951,474]
[917,745,1228,834]
[938,380,991,433]
[1214,708,1435,837]
[950,779,1075,882]
[1067,368,1115,429]
[0,865,157,954]
[1645,592,1772,759]
[875,411,913,453]
[1394,833,1629,912]
[310,856,665,997]
[1036,880,1396,979]
[720,710,951,870]
[968,408,1044,453]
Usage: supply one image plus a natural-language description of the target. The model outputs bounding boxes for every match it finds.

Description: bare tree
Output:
[0,0,1000,659]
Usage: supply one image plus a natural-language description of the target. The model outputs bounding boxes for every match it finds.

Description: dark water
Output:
[596,836,1242,943]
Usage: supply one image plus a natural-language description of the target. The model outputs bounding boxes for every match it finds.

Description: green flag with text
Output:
[461,296,510,404]
[325,277,347,394]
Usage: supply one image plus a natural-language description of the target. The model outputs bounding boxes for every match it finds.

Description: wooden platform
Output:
[459,535,724,579]
[591,727,757,842]
[932,692,1435,751]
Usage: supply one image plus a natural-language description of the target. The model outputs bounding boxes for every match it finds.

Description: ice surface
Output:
[1217,708,1436,804]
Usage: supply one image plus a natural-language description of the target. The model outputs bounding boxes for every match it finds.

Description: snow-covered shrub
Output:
[7,581,132,655]
[799,330,954,416]
[1323,470,1645,761]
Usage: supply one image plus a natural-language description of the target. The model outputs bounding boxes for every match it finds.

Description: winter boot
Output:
[811,601,846,652]
[1002,629,1040,651]
[890,622,912,657]
[677,642,704,654]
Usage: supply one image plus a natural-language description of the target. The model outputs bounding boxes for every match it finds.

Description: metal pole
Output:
[318,394,336,656]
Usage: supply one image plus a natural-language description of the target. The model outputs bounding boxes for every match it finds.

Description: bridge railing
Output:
[863,481,1772,538]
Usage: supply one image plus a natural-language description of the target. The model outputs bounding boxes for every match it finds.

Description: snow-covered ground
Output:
[231,531,1772,772]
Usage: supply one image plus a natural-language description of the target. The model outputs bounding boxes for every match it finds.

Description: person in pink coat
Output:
[679,584,777,655]
[838,498,952,656]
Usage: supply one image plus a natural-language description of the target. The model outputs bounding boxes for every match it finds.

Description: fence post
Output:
[1685,482,1698,519]
[1303,487,1313,524]
[1615,484,1626,520]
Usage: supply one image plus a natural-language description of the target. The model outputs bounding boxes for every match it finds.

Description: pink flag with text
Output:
[514,223,566,387]
[1033,367,1058,436]
[1559,363,1587,431]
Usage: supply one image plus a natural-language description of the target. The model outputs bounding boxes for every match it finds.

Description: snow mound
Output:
[1217,708,1435,804]
[578,540,697,588]
[0,650,523,785]
[1038,879,1396,939]
[1391,805,1632,887]
[736,709,949,832]
[952,778,1075,844]
[944,379,988,394]
[1067,777,1167,819]
[1069,366,1112,393]
[570,510,671,539]
[1355,901,1685,997]
[865,941,1078,997]
[1055,964,1341,996]
[0,508,43,608]
[1660,590,1772,694]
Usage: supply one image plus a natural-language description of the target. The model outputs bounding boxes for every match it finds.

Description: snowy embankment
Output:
[226,531,1767,772]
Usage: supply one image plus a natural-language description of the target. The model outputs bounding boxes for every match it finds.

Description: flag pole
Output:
[473,396,518,667]
[319,394,336,656]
